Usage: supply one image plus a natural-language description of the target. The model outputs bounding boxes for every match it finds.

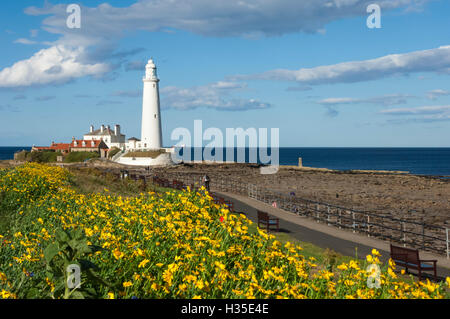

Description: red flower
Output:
[219,216,224,223]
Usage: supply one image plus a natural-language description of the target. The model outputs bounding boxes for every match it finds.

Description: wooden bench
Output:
[212,195,224,205]
[171,180,185,190]
[390,244,437,281]
[257,210,279,232]
[210,195,234,212]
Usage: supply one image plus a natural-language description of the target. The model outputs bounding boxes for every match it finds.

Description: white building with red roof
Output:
[70,138,109,158]
[83,124,126,149]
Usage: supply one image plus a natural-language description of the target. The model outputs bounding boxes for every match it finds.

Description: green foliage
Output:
[64,152,100,163]
[43,229,114,299]
[14,151,28,161]
[29,151,62,163]
[67,167,147,196]
[14,151,61,163]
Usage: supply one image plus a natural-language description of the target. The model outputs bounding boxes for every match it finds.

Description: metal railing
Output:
[150,172,449,258]
[111,149,129,162]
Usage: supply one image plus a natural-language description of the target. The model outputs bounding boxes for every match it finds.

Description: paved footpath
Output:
[216,191,450,281]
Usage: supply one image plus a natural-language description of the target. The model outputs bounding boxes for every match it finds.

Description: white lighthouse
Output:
[141,58,163,150]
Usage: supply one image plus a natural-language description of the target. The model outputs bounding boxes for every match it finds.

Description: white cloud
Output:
[318,94,415,106]
[14,38,38,45]
[1,0,431,88]
[380,105,450,115]
[160,81,271,111]
[380,105,450,123]
[235,46,450,85]
[210,81,247,90]
[25,0,429,38]
[427,89,450,100]
[0,45,109,88]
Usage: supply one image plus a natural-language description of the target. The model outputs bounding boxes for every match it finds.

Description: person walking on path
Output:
[202,174,210,192]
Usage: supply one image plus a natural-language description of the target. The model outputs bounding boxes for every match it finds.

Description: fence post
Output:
[422,222,425,250]
[316,204,320,223]
[327,206,330,226]
[338,209,342,229]
[446,228,449,259]
[367,215,370,238]
[402,222,406,247]
[352,212,356,233]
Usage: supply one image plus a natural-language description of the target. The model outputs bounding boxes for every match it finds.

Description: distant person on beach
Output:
[202,174,210,192]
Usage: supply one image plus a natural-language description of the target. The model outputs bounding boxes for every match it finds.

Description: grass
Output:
[14,150,62,163]
[64,151,100,163]
[67,167,172,197]
[0,209,13,237]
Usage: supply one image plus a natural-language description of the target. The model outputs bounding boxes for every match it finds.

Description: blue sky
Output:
[1,0,450,147]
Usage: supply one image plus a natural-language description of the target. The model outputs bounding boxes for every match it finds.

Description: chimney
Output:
[114,124,120,136]
[107,125,111,132]
[100,125,105,133]
[90,125,94,133]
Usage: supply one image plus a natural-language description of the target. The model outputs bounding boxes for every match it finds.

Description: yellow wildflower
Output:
[123,281,132,288]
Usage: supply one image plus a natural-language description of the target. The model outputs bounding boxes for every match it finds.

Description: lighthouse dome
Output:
[147,58,156,68]
[144,58,158,80]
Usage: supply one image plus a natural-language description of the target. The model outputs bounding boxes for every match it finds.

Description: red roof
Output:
[70,139,108,149]
[50,143,71,151]
[34,143,70,152]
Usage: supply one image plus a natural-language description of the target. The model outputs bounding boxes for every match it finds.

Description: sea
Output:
[2,146,450,177]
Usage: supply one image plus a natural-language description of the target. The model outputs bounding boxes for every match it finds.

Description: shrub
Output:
[28,151,62,163]
[14,151,28,161]
[14,151,61,163]
[64,152,100,163]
